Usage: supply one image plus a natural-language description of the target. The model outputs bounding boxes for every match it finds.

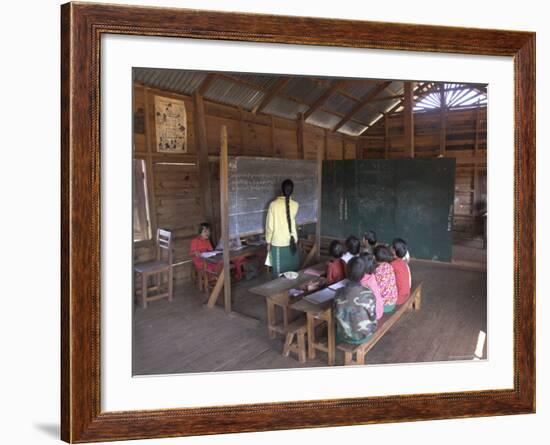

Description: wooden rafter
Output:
[304,79,347,120]
[332,81,392,133]
[253,77,291,114]
[197,73,218,96]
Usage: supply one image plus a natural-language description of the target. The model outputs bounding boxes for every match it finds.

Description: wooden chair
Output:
[134,229,173,308]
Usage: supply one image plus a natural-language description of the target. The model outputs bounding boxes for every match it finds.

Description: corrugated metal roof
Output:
[133,68,484,136]
[339,121,368,137]
[324,92,357,116]
[306,110,342,130]
[133,68,206,95]
[282,77,326,105]
[204,77,264,111]
[262,96,308,120]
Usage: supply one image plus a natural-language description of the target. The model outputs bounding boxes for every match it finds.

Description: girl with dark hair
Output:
[391,238,412,304]
[361,230,378,254]
[373,245,399,313]
[342,235,361,263]
[360,253,384,320]
[189,222,215,275]
[265,179,300,277]
[325,240,346,285]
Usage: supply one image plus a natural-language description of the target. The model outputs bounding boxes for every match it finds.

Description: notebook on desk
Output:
[304,287,335,304]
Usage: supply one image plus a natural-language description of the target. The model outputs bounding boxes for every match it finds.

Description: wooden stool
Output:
[282,318,307,363]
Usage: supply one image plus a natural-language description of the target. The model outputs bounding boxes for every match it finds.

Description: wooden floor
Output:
[133,250,487,375]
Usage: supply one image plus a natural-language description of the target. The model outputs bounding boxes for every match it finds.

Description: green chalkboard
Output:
[321,159,456,262]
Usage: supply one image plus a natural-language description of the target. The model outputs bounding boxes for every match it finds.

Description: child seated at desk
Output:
[334,257,377,345]
[342,235,361,263]
[360,252,384,320]
[391,238,411,305]
[189,222,215,272]
[326,240,346,285]
[373,245,398,314]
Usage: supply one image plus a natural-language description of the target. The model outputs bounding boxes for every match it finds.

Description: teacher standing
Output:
[265,179,299,277]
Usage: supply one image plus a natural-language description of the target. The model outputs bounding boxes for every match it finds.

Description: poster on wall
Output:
[154,95,187,153]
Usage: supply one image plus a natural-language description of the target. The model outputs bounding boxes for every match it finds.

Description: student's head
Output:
[198,222,210,239]
[329,240,344,259]
[361,252,377,275]
[346,257,366,283]
[281,179,294,197]
[392,238,408,259]
[374,244,394,263]
[363,230,377,247]
[345,236,361,256]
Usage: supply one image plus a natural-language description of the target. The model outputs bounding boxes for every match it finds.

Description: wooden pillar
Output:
[297,112,305,159]
[439,85,447,156]
[384,113,390,159]
[341,138,345,160]
[143,87,158,236]
[473,101,482,215]
[219,126,231,313]
[193,92,215,233]
[404,81,415,158]
[474,100,481,156]
[315,142,323,261]
[238,106,246,153]
[270,115,276,157]
[324,129,328,160]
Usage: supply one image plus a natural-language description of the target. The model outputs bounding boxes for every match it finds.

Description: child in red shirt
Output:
[326,240,346,285]
[190,222,215,272]
[391,238,411,305]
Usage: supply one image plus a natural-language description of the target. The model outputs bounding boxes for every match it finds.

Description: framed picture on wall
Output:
[61,2,535,442]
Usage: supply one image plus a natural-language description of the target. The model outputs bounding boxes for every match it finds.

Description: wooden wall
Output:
[134,82,487,289]
[358,107,487,240]
[133,84,358,288]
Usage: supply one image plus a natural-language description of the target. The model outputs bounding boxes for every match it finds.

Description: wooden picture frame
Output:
[61,2,535,442]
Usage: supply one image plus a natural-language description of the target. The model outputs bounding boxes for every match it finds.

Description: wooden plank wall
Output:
[358,107,487,239]
[134,82,486,290]
[133,84,357,288]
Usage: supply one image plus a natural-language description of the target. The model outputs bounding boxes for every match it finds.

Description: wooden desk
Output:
[248,262,326,339]
[291,286,338,366]
[205,245,266,308]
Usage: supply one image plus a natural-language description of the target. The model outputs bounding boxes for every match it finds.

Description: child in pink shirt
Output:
[391,238,412,305]
[360,252,384,320]
[373,245,398,313]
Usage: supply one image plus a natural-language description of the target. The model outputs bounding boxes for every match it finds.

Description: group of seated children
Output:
[328,232,412,345]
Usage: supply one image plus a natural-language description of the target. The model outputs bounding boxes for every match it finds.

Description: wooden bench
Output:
[337,281,423,365]
[282,318,308,363]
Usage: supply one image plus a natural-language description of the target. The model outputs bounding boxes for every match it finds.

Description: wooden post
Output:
[439,84,447,156]
[324,129,328,160]
[384,113,390,159]
[315,141,323,261]
[238,106,245,153]
[404,81,414,158]
[297,112,305,159]
[270,115,276,157]
[220,126,231,313]
[474,100,481,156]
[143,87,158,236]
[341,138,345,160]
[194,92,215,234]
[473,101,482,215]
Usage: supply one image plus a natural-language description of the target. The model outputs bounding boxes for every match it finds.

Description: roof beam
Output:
[332,81,392,133]
[304,79,347,120]
[253,78,290,114]
[197,73,218,96]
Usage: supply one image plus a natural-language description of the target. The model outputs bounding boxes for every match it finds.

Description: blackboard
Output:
[322,159,456,262]
[228,157,318,237]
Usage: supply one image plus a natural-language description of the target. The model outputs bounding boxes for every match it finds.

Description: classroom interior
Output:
[132,68,487,375]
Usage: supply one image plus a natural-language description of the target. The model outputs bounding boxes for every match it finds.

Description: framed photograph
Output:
[61,2,535,442]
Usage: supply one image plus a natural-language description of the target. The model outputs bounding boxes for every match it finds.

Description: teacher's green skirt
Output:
[270,245,300,278]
